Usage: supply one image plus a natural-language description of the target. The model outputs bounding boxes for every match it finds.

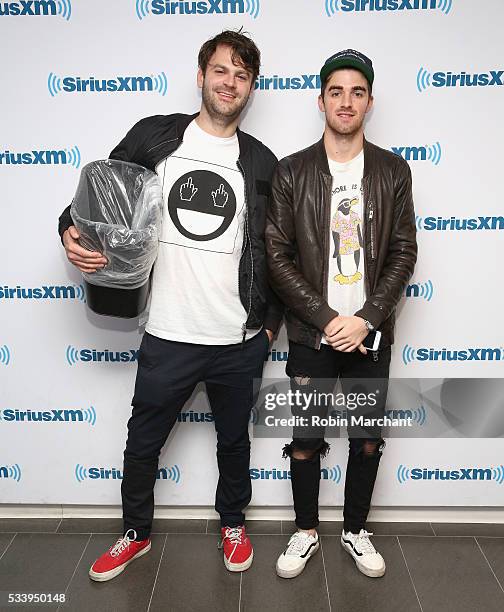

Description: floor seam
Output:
[54,517,63,534]
[238,571,243,612]
[319,537,333,612]
[56,533,92,612]
[474,537,504,596]
[0,533,17,563]
[147,533,168,612]
[397,536,424,612]
[429,522,437,536]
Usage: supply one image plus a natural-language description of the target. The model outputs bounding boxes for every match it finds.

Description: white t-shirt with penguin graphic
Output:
[146,119,256,345]
[323,150,366,344]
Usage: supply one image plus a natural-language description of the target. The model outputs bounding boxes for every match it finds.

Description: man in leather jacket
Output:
[266,50,417,579]
[59,30,282,581]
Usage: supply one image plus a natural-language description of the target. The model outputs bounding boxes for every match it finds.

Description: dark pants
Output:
[284,341,391,533]
[122,330,269,540]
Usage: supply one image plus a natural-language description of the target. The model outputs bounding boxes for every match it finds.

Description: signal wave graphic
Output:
[66,345,80,366]
[417,67,432,92]
[1,464,22,482]
[75,463,87,482]
[84,406,97,426]
[153,72,168,96]
[246,0,260,18]
[427,142,442,165]
[325,0,339,16]
[413,405,427,426]
[437,0,452,14]
[64,146,81,168]
[136,0,150,19]
[0,345,11,366]
[492,466,504,485]
[57,0,72,20]
[397,464,410,484]
[406,280,434,301]
[48,72,62,97]
[402,344,416,365]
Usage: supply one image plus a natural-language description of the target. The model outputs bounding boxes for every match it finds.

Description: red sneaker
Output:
[89,529,151,582]
[220,526,253,572]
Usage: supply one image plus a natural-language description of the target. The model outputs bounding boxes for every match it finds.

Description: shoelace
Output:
[354,530,376,555]
[285,532,313,556]
[110,529,137,558]
[223,527,244,545]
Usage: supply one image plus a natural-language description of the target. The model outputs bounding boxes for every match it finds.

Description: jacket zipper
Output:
[317,173,333,350]
[237,159,253,346]
[146,137,178,154]
[368,202,376,261]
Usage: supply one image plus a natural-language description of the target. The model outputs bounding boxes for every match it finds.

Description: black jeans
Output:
[283,341,391,533]
[122,330,269,539]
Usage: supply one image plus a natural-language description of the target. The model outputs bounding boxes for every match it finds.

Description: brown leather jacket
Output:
[266,137,417,349]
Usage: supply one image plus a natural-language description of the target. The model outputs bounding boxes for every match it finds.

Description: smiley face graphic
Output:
[168,170,237,242]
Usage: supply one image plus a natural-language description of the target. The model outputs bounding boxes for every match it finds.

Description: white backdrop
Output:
[1,0,503,508]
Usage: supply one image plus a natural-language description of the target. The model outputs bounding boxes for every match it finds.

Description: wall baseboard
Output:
[0,505,502,523]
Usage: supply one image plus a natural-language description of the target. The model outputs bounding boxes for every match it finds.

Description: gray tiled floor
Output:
[0,520,502,612]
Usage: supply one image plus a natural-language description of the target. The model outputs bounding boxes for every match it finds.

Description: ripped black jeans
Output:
[283,341,391,532]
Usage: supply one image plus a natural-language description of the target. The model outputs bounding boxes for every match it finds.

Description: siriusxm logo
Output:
[0,463,21,482]
[0,284,85,301]
[0,407,96,426]
[417,67,503,92]
[66,345,138,365]
[397,464,504,484]
[48,72,167,96]
[0,0,71,19]
[0,345,11,366]
[255,74,320,92]
[0,146,80,168]
[177,410,214,423]
[330,406,427,426]
[415,215,503,231]
[75,464,181,483]
[325,0,452,16]
[404,280,433,301]
[265,349,289,362]
[250,466,341,483]
[402,345,504,365]
[135,0,259,19]
[391,142,441,165]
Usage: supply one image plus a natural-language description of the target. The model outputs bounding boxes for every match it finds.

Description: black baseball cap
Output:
[320,49,374,89]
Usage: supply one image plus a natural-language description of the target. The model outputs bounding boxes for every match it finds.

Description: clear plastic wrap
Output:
[70,160,163,290]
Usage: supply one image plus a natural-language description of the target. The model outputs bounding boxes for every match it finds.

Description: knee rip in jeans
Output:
[294,375,311,386]
[282,441,330,460]
[353,438,386,459]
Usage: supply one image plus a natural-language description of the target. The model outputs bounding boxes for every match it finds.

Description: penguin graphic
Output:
[331,197,363,285]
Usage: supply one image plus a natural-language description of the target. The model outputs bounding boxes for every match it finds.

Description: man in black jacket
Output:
[59,30,282,581]
[266,50,417,579]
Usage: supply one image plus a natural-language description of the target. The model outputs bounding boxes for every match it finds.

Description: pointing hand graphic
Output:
[180,176,198,201]
[212,183,229,208]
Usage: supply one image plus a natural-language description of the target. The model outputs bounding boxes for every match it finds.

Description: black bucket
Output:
[84,279,150,319]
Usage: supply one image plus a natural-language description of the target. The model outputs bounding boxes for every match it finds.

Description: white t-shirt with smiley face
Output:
[146,120,256,345]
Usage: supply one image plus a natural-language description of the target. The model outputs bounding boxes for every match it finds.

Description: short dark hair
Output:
[321,69,372,97]
[198,29,261,83]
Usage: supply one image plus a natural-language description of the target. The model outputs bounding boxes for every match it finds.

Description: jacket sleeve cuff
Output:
[263,308,283,334]
[354,302,386,330]
[310,304,339,332]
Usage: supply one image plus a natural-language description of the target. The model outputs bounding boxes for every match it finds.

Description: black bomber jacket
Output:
[58,112,283,334]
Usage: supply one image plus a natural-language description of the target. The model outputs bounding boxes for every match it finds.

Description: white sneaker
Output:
[276,531,320,579]
[341,529,386,577]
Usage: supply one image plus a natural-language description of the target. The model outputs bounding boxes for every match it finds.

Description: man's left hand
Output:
[324,316,368,353]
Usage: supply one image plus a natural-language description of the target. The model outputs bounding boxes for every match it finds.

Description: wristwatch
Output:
[363,319,374,331]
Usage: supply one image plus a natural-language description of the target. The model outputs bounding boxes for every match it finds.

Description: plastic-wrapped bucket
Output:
[70,160,163,318]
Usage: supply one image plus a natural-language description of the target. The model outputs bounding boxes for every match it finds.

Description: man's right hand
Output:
[62,226,107,273]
